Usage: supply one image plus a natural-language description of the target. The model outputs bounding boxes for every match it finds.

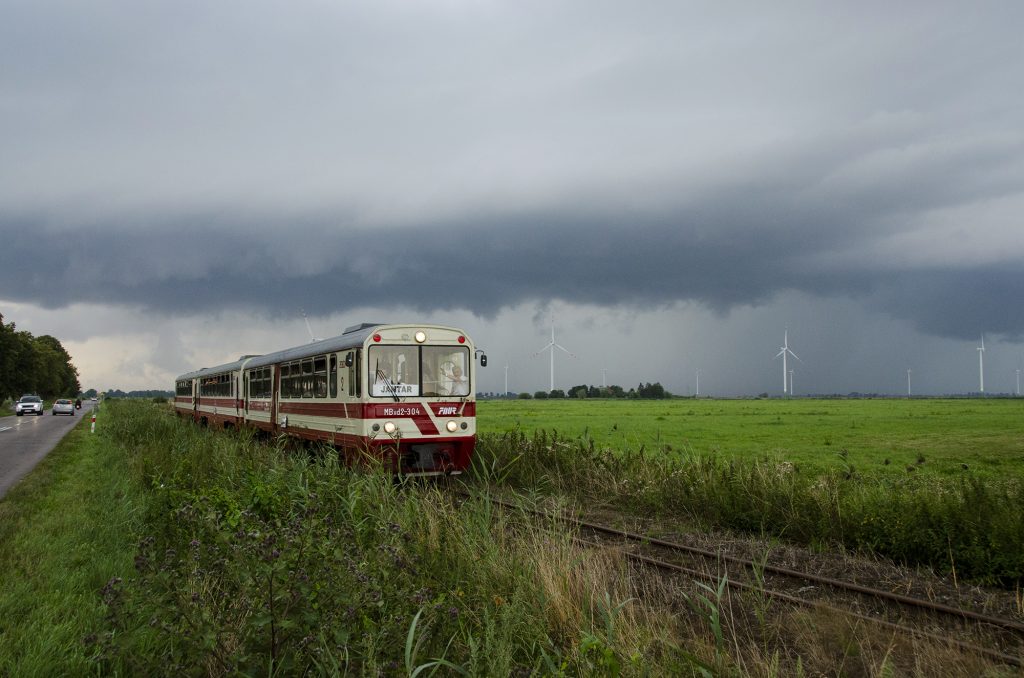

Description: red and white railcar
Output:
[174,323,486,475]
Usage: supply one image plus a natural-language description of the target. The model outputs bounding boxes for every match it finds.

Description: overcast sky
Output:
[2,1,1023,396]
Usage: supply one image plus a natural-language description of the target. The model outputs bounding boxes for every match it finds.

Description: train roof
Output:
[176,356,257,382]
[176,323,471,380]
[244,323,386,369]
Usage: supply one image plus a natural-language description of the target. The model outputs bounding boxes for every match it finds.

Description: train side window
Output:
[329,355,338,398]
[289,361,299,398]
[302,359,314,398]
[281,364,291,398]
[314,355,328,398]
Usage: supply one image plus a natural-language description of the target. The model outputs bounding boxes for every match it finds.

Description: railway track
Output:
[464,490,1024,668]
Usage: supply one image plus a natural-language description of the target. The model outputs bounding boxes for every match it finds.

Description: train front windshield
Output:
[369,345,470,398]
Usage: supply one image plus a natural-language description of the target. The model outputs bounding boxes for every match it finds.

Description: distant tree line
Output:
[104,389,174,399]
[516,382,671,400]
[0,311,81,401]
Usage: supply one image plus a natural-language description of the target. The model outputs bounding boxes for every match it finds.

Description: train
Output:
[173,323,486,475]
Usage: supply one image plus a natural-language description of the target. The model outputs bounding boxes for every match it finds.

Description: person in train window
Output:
[448,365,469,396]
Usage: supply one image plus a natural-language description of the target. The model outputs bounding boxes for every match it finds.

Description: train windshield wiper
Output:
[374,360,401,402]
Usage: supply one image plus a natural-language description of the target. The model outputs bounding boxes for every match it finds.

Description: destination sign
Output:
[371,383,419,397]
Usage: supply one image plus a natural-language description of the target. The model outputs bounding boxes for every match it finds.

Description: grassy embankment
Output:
[476,398,1024,584]
[3,400,1014,675]
[0,409,143,675]
[0,401,701,675]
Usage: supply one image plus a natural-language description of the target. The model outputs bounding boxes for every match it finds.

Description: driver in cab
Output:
[447,365,469,396]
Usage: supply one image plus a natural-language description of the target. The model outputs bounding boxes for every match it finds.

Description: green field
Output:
[478,398,1024,477]
[1,401,1020,674]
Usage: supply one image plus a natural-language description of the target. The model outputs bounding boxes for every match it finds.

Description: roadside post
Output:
[91,411,96,433]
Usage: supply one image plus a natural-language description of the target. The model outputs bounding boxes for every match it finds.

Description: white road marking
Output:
[0,426,12,433]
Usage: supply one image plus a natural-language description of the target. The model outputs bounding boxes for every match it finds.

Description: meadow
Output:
[477,397,1024,478]
[0,400,1020,675]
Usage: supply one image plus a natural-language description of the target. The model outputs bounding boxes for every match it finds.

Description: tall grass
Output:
[0,415,144,676]
[2,401,1013,675]
[88,402,698,675]
[473,429,1024,585]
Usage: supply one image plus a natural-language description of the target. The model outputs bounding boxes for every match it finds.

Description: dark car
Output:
[15,395,44,416]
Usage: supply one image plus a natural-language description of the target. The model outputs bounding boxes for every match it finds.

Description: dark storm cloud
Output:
[3,1,1024,348]
[2,146,1022,342]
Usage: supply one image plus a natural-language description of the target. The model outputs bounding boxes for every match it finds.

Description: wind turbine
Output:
[774,329,801,394]
[977,334,985,394]
[1016,367,1020,397]
[532,314,577,392]
[695,369,701,397]
[907,368,912,397]
[789,369,794,395]
[300,308,321,342]
[504,363,509,397]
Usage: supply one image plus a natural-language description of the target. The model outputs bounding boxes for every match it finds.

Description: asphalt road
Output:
[0,402,98,500]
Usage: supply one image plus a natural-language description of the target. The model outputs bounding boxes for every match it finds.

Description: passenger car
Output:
[174,323,486,475]
[15,395,44,416]
[52,399,75,416]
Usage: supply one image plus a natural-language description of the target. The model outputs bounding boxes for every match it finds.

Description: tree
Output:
[35,335,80,396]
[0,313,81,400]
[517,392,533,399]
[534,391,549,399]
[568,384,588,399]
[636,382,667,399]
[0,312,15,400]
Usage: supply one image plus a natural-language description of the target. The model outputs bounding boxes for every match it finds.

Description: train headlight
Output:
[461,422,468,430]
[446,420,458,433]
[414,331,427,343]
[383,421,397,434]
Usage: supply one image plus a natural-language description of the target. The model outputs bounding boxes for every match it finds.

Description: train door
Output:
[271,364,280,432]
[347,350,361,398]
[330,354,338,399]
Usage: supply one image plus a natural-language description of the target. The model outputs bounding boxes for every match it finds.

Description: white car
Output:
[52,399,75,416]
[15,395,44,416]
